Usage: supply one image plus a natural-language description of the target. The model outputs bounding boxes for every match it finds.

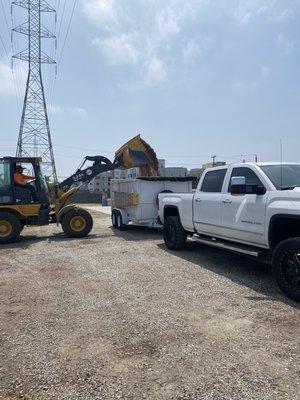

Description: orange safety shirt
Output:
[13,172,35,186]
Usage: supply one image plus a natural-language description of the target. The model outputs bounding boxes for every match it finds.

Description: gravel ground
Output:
[0,207,299,400]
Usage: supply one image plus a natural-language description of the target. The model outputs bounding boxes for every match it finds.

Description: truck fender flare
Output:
[163,205,180,222]
[268,214,300,249]
[57,204,78,224]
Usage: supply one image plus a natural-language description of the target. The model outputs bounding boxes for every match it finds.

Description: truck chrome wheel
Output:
[272,238,300,302]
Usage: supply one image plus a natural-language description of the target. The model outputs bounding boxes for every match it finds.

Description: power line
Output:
[57,0,77,66]
[0,1,23,114]
[57,0,67,42]
[1,0,10,35]
[0,32,10,61]
[49,0,77,115]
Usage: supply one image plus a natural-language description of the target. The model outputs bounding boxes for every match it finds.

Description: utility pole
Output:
[12,0,57,182]
[211,155,216,167]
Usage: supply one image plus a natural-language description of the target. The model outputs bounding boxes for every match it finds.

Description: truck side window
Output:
[200,169,227,193]
[229,167,263,191]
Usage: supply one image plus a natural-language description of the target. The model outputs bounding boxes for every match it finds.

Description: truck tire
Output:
[272,237,300,302]
[61,208,93,238]
[163,216,187,250]
[0,212,22,244]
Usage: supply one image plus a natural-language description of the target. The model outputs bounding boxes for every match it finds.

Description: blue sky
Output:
[0,0,299,179]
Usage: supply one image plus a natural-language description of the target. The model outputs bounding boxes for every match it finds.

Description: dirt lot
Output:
[0,207,299,400]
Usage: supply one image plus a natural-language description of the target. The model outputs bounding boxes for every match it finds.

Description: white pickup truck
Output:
[158,162,300,302]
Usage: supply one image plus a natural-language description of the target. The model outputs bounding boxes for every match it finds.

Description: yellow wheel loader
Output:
[0,135,158,243]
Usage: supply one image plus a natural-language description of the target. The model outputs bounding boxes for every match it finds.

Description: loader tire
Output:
[0,212,22,244]
[61,208,93,238]
[272,238,300,302]
[163,216,187,250]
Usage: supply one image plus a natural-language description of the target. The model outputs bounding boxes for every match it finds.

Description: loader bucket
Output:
[115,135,159,176]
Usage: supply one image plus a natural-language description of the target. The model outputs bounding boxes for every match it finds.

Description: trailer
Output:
[111,177,195,230]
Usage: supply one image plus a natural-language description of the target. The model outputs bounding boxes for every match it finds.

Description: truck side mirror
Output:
[230,176,246,195]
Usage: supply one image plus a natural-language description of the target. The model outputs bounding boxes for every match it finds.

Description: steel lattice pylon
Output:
[13,0,57,182]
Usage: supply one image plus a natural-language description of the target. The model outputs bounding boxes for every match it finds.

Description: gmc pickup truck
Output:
[158,162,300,302]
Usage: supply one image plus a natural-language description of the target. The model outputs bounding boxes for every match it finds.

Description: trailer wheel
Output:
[111,210,118,228]
[116,211,126,231]
[61,208,93,238]
[0,212,22,244]
[163,216,187,250]
[272,238,300,302]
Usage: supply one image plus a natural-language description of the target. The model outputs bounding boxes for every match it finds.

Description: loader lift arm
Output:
[58,155,122,191]
[58,134,159,191]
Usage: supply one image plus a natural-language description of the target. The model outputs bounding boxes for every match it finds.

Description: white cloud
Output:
[146,57,167,86]
[0,60,14,95]
[69,107,88,116]
[50,105,87,116]
[234,0,297,25]
[183,39,202,65]
[83,0,206,87]
[261,65,272,80]
[0,58,27,100]
[50,104,62,114]
[83,0,298,88]
[234,2,270,25]
[83,0,119,30]
[182,38,213,65]
[93,34,138,65]
[276,33,294,55]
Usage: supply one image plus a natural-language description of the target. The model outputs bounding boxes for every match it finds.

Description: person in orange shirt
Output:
[13,165,38,202]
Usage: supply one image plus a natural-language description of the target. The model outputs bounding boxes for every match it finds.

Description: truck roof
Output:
[205,162,300,171]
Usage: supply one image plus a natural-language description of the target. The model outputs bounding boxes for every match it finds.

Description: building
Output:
[189,168,204,179]
[202,161,226,169]
[87,170,114,194]
[161,167,187,178]
[158,159,166,174]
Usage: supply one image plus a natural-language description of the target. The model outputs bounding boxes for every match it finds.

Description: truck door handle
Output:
[195,198,202,202]
[222,199,232,204]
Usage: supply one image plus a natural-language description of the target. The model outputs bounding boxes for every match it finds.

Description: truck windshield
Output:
[260,164,300,190]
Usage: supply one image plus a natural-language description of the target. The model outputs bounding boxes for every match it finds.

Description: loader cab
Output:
[0,157,50,206]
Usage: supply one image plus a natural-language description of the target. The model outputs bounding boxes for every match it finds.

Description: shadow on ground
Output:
[109,225,162,241]
[0,233,107,249]
[157,241,300,309]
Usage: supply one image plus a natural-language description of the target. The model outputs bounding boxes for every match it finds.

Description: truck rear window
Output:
[200,169,227,192]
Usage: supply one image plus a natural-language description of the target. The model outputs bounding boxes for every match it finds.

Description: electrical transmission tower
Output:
[12,0,57,182]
